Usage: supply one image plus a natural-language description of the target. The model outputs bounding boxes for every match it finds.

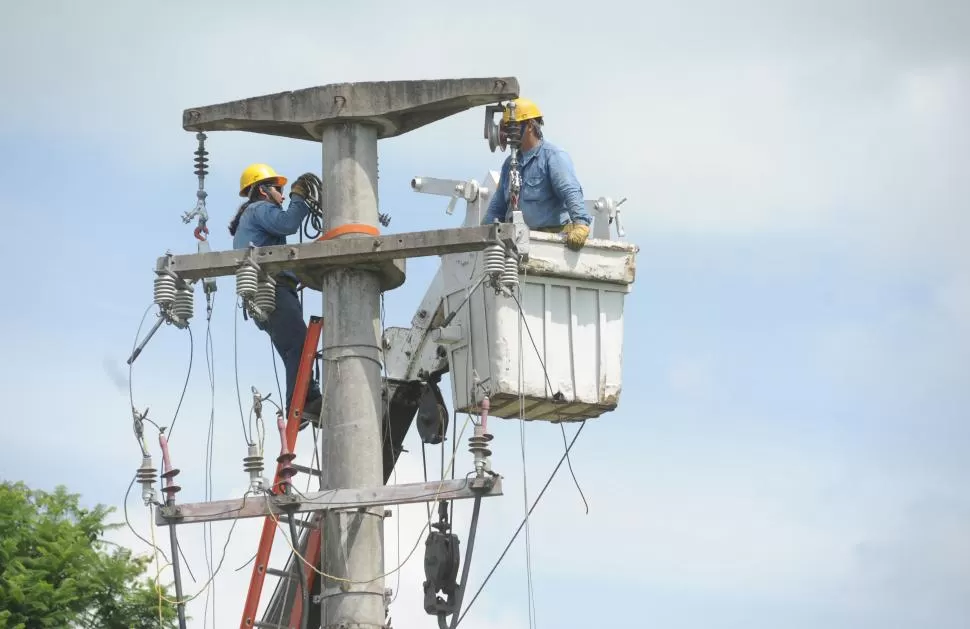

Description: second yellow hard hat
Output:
[502,98,543,124]
[239,163,288,197]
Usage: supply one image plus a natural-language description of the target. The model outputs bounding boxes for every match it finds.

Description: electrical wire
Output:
[380,293,405,607]
[510,291,589,514]
[299,174,326,240]
[280,292,413,603]
[125,303,198,584]
[125,305,163,559]
[165,325,194,441]
[201,293,217,629]
[234,298,252,445]
[301,211,325,241]
[269,415,473,585]
[128,303,154,418]
[147,492,254,609]
[123,474,170,563]
[270,336,284,413]
[454,420,587,628]
[517,307,537,629]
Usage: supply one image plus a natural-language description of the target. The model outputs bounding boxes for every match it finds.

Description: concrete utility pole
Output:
[319,121,388,628]
[180,78,519,629]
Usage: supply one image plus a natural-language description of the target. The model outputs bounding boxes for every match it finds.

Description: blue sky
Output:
[1,1,968,628]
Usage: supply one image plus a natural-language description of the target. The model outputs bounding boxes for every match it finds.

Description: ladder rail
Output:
[240,316,324,629]
[259,377,423,628]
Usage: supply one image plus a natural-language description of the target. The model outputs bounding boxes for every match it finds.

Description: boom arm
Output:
[383,266,449,382]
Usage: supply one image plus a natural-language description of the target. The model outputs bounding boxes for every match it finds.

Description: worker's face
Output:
[262,184,284,205]
[519,121,540,149]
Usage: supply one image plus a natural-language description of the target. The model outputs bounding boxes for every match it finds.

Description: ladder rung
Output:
[291,463,322,477]
[266,567,298,581]
[241,316,324,629]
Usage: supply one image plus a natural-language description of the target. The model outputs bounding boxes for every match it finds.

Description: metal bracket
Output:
[159,504,185,520]
[586,196,628,240]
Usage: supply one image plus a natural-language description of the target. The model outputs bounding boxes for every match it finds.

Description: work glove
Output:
[561,223,590,251]
[290,180,308,199]
[291,172,321,200]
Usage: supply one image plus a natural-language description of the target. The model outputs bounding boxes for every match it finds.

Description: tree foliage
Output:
[0,480,178,629]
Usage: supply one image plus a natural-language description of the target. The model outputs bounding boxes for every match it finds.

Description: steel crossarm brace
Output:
[154,224,525,282]
[154,477,502,526]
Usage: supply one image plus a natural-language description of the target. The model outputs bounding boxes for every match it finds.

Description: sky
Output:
[0,0,968,628]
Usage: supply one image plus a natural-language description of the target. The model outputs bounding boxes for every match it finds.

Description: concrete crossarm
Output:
[154,223,525,282]
[154,476,502,526]
[182,77,520,141]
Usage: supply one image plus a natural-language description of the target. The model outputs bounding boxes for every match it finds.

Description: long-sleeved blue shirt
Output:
[232,195,311,282]
[482,140,591,228]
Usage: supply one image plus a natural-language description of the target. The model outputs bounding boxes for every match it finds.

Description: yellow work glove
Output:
[290,181,308,198]
[562,223,590,251]
[290,172,321,200]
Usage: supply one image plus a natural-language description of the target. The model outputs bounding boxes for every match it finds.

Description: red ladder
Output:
[240,315,324,629]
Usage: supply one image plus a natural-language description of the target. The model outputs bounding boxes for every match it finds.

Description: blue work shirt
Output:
[482,140,591,228]
[232,195,311,283]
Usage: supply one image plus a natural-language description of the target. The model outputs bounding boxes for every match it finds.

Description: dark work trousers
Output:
[254,282,322,414]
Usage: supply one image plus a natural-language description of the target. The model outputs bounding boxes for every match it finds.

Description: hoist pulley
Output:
[422,500,461,617]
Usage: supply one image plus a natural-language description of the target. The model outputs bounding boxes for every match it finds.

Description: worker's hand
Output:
[290,180,308,199]
[562,223,590,251]
[291,172,321,200]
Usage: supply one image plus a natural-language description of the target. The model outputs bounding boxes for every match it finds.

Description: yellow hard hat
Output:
[239,163,287,197]
[502,98,543,124]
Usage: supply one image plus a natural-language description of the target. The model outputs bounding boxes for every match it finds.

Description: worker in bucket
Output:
[228,163,323,430]
[481,98,592,251]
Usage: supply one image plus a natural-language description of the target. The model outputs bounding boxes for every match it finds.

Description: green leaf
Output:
[0,481,179,628]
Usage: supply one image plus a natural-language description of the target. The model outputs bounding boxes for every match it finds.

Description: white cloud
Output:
[2,0,966,277]
[3,2,970,627]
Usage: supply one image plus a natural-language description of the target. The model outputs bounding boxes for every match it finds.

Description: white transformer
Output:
[385,171,638,423]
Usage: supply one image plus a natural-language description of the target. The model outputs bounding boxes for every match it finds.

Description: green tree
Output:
[0,480,179,629]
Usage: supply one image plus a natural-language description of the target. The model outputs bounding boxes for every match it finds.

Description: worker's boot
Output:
[299,395,323,431]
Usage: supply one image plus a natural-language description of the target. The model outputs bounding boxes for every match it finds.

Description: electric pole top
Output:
[173,76,521,629]
[141,73,637,629]
[181,77,520,140]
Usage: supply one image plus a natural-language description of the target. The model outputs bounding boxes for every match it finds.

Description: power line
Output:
[518,308,537,629]
[455,419,587,628]
[165,325,194,440]
[512,291,589,513]
[202,293,217,629]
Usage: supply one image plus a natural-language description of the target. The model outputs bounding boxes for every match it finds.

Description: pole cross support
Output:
[154,477,504,527]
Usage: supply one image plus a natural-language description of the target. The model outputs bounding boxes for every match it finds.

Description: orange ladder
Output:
[240,315,324,629]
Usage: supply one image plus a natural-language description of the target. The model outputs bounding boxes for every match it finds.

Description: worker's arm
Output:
[481,163,509,225]
[548,150,591,226]
[251,196,311,236]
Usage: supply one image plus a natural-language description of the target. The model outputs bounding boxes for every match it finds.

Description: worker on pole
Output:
[229,163,323,429]
[482,97,592,250]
